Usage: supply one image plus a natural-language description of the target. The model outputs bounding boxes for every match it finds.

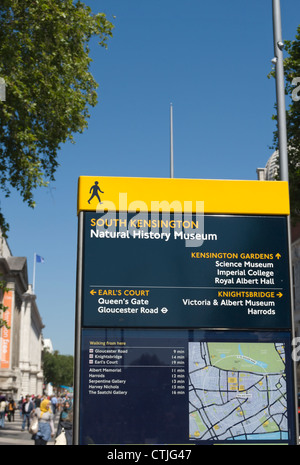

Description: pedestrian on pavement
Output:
[57,395,63,413]
[55,398,73,445]
[18,397,23,418]
[7,398,16,422]
[0,396,6,429]
[33,395,42,408]
[21,395,34,431]
[51,395,57,415]
[32,398,54,445]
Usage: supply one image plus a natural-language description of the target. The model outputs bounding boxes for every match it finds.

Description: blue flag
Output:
[36,254,45,263]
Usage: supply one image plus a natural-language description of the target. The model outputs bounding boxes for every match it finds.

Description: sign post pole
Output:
[73,212,84,445]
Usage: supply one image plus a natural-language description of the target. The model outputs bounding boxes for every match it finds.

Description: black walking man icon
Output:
[88,181,104,204]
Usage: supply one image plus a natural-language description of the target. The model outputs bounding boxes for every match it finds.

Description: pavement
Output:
[0,411,59,446]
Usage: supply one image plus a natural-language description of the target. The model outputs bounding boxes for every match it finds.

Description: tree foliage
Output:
[269,25,300,222]
[0,0,114,235]
[43,349,74,388]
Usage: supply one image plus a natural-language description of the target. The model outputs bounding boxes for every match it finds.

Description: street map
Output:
[189,341,288,442]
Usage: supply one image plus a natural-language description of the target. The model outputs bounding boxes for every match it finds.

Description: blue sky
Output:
[2,0,300,355]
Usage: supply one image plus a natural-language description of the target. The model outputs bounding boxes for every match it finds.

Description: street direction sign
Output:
[74,177,297,445]
[82,212,291,330]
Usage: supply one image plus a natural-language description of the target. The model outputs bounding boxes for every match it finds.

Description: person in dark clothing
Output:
[34,395,42,408]
[7,398,16,422]
[21,396,34,431]
[56,399,73,445]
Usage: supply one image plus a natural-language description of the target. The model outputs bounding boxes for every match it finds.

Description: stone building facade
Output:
[0,233,44,399]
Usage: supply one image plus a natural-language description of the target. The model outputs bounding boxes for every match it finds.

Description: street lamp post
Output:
[272,0,288,182]
[272,0,299,445]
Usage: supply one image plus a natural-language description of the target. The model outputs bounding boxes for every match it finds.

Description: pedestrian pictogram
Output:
[88,181,104,204]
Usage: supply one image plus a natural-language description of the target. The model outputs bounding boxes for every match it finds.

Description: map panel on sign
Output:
[189,342,288,441]
[79,329,295,445]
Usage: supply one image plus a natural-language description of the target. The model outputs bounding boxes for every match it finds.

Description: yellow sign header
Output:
[77,176,290,216]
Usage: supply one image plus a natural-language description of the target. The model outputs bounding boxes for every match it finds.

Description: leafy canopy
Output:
[43,349,74,387]
[0,0,114,235]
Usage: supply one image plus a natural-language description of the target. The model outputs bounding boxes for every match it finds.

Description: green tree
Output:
[269,25,300,222]
[0,0,114,236]
[43,349,74,388]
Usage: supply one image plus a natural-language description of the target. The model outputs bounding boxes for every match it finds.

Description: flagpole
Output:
[32,253,36,294]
